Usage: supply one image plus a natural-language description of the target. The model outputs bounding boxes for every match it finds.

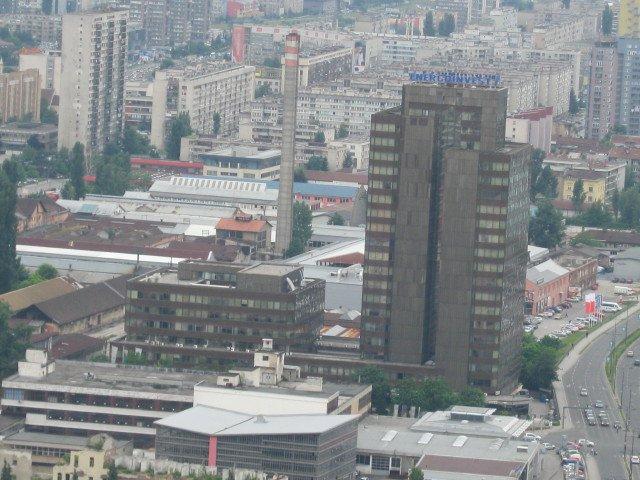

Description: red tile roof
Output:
[305,170,368,186]
[609,145,640,161]
[317,252,364,266]
[19,47,42,55]
[131,157,203,169]
[511,106,553,121]
[216,217,269,233]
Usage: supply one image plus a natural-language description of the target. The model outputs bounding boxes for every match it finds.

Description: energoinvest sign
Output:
[409,71,502,87]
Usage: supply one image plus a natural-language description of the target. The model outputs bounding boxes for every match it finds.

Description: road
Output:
[616,333,640,478]
[546,304,640,480]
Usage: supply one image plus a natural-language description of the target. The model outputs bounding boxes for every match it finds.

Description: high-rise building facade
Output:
[619,0,640,38]
[617,38,640,136]
[586,39,619,140]
[58,10,127,156]
[361,83,530,392]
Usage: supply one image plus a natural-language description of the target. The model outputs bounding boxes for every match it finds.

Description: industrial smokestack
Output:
[275,32,300,256]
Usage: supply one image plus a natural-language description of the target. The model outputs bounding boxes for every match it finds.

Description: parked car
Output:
[580,388,588,396]
[523,433,541,442]
[542,442,556,451]
[632,455,640,465]
[629,351,635,357]
[634,359,640,366]
[600,417,610,426]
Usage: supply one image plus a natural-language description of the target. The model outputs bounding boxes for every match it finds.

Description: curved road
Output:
[546,307,640,480]
[616,332,640,479]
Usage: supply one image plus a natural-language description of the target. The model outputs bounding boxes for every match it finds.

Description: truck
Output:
[614,286,635,295]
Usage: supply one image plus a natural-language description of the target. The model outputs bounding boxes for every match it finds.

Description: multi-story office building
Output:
[57,10,127,156]
[193,145,281,179]
[619,0,640,37]
[587,39,619,140]
[0,69,41,123]
[150,63,254,151]
[361,84,530,392]
[125,260,325,353]
[155,405,357,480]
[617,38,640,136]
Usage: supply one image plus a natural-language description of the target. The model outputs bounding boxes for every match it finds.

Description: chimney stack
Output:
[274,32,300,256]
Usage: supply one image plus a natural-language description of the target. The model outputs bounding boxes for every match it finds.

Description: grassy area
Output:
[556,301,638,362]
[606,326,640,388]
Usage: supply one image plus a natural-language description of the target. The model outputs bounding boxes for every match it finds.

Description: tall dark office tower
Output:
[361,83,531,393]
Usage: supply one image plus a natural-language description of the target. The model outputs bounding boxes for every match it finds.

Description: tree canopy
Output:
[64,142,86,200]
[307,155,328,171]
[569,88,579,114]
[529,200,565,248]
[438,14,455,37]
[520,334,560,390]
[602,4,613,35]
[122,125,151,156]
[286,201,313,258]
[166,112,192,159]
[571,179,586,212]
[424,11,436,36]
[0,168,18,293]
[0,302,31,380]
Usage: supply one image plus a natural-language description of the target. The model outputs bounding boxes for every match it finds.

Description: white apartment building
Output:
[297,87,401,136]
[124,80,153,133]
[150,63,254,151]
[57,10,128,156]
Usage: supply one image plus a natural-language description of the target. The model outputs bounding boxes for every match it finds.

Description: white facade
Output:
[58,10,128,156]
[19,49,62,95]
[150,64,255,150]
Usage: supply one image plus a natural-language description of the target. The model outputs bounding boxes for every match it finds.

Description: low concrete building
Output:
[356,406,540,480]
[0,69,40,123]
[0,277,78,316]
[15,196,68,233]
[525,259,571,315]
[506,106,553,153]
[196,145,281,180]
[0,123,58,151]
[155,405,358,479]
[215,211,272,249]
[53,434,130,480]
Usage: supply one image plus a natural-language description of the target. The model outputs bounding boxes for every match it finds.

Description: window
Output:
[74,456,78,468]
[262,355,269,361]
[89,457,94,467]
[356,454,370,465]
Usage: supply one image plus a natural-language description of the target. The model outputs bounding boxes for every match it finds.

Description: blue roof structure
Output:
[267,181,359,199]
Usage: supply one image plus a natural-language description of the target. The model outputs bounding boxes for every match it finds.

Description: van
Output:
[614,286,634,295]
[602,301,622,311]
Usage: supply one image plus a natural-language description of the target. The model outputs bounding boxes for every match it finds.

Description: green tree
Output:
[68,142,86,200]
[255,83,271,98]
[625,165,636,190]
[122,125,150,155]
[0,303,31,379]
[408,467,423,480]
[424,11,436,36]
[529,200,565,248]
[438,14,455,37]
[1,460,12,480]
[263,57,280,68]
[601,124,627,147]
[94,152,131,196]
[0,170,18,294]
[602,4,613,35]
[27,135,44,150]
[569,88,579,114]
[2,158,24,185]
[354,366,391,413]
[612,189,621,219]
[336,123,348,139]
[124,351,148,365]
[307,155,328,171]
[619,189,640,228]
[342,151,354,169]
[286,201,313,258]
[72,470,78,480]
[293,167,307,183]
[571,179,586,212]
[457,387,486,407]
[533,165,558,199]
[570,231,603,247]
[166,112,192,159]
[313,131,326,144]
[576,201,612,227]
[35,263,58,280]
[160,58,175,69]
[520,333,559,390]
[328,213,345,226]
[107,462,118,480]
[212,112,221,136]
[40,97,58,124]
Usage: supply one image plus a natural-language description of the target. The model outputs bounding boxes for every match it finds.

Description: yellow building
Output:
[52,435,128,480]
[619,0,640,38]
[561,170,607,204]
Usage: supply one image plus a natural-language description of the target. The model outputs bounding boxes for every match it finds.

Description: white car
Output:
[580,388,588,397]
[631,456,640,465]
[523,433,541,442]
[541,442,556,450]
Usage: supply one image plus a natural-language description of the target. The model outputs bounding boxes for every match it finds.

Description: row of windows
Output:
[477,233,505,243]
[475,247,505,259]
[480,162,510,172]
[370,180,397,189]
[366,280,389,290]
[370,151,399,162]
[474,305,502,315]
[371,123,397,132]
[366,251,390,261]
[479,176,510,186]
[368,194,394,205]
[363,293,389,304]
[371,137,396,147]
[477,204,507,214]
[370,165,398,176]
[129,291,294,310]
[368,208,395,219]
[364,265,393,276]
[474,291,502,301]
[475,262,504,273]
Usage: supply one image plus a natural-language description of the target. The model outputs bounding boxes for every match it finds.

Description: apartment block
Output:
[292,46,354,88]
[0,14,62,46]
[586,39,619,140]
[361,84,530,392]
[150,64,254,151]
[0,69,41,123]
[57,10,128,156]
[506,106,553,153]
[617,38,640,136]
[19,48,62,96]
[124,80,153,133]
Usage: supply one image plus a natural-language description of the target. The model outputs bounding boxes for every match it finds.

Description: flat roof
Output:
[207,146,280,159]
[155,405,357,436]
[2,431,130,450]
[3,360,215,398]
